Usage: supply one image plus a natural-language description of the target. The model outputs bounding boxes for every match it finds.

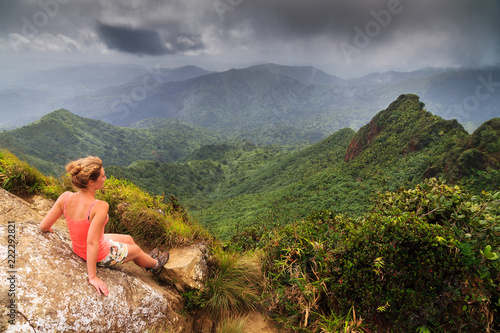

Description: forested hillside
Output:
[0,94,498,332]
[0,109,221,175]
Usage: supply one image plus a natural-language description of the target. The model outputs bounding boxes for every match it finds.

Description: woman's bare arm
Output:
[86,200,110,296]
[39,192,70,233]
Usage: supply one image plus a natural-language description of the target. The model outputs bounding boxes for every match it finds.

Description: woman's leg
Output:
[122,244,157,268]
[105,234,136,245]
[105,234,162,269]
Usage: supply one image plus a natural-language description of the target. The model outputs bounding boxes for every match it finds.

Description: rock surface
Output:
[159,246,208,292]
[0,220,186,333]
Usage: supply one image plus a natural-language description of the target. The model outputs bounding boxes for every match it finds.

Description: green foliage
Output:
[327,213,464,331]
[261,179,499,332]
[96,176,211,250]
[262,217,347,329]
[315,306,366,333]
[0,149,47,195]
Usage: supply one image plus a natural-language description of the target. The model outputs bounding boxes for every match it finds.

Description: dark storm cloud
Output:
[97,23,204,56]
[211,0,500,69]
[98,23,169,55]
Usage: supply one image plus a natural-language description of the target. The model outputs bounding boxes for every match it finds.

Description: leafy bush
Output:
[327,212,466,331]
[262,179,499,332]
[372,178,499,330]
[262,217,348,329]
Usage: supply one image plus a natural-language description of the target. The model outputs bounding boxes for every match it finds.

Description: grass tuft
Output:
[194,249,264,322]
[215,315,248,333]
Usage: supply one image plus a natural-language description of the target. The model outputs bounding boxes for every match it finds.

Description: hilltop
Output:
[0,109,221,175]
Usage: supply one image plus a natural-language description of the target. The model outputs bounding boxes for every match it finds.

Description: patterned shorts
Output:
[97,239,128,268]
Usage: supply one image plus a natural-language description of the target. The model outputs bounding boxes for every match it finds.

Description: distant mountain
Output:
[1,62,499,141]
[64,65,365,141]
[0,109,220,175]
[63,64,500,144]
[246,63,346,86]
[150,65,212,83]
[0,88,60,130]
[62,67,330,140]
[0,63,212,129]
[352,67,447,85]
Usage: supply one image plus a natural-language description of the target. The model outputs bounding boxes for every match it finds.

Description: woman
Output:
[39,156,169,296]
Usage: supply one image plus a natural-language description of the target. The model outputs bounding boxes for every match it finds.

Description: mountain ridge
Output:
[64,64,500,139]
[0,109,221,175]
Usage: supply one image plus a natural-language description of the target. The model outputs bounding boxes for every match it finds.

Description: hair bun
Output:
[67,162,83,175]
[65,156,103,189]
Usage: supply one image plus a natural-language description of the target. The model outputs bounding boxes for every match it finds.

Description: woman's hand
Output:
[39,225,54,233]
[88,276,109,296]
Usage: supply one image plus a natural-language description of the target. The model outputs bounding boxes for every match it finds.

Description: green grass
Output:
[183,249,264,322]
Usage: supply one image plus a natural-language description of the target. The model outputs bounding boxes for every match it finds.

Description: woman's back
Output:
[63,192,110,261]
[64,192,99,221]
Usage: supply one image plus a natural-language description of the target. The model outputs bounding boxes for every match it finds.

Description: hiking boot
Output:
[151,251,170,275]
[148,248,160,259]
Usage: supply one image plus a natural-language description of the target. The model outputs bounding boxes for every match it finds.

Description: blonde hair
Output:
[65,156,103,189]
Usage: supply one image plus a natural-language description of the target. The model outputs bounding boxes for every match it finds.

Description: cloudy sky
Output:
[0,0,499,78]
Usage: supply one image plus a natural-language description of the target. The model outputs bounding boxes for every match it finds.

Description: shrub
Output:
[327,212,466,331]
[227,225,268,252]
[262,179,499,332]
[371,178,499,330]
[262,216,349,329]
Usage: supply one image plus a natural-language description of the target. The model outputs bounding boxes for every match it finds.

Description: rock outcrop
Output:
[0,188,188,332]
[0,220,187,332]
[159,246,208,292]
[344,119,382,162]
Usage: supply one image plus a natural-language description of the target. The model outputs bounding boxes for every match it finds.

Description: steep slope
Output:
[0,109,220,175]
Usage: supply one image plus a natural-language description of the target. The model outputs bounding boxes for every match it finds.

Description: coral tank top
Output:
[64,193,110,261]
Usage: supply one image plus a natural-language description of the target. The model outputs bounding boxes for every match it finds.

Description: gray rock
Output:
[0,220,186,333]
